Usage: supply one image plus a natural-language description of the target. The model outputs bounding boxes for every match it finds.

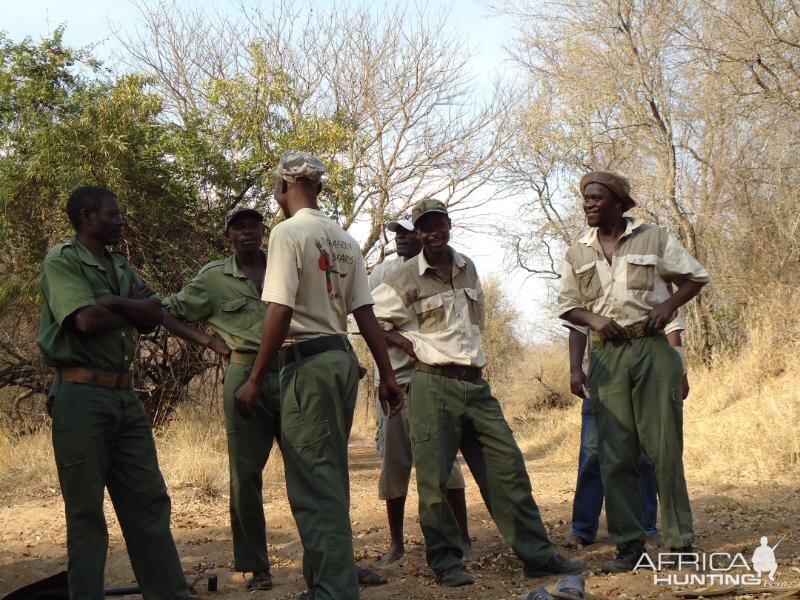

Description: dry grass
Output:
[683,298,800,481]
[1,298,797,497]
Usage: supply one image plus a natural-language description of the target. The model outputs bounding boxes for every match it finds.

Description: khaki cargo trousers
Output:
[408,369,555,574]
[278,344,361,600]
[222,361,281,573]
[588,334,694,549]
[47,381,190,600]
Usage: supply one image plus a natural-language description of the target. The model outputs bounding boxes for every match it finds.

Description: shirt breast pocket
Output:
[575,262,602,301]
[413,293,446,333]
[464,287,482,325]
[219,297,247,312]
[626,254,658,291]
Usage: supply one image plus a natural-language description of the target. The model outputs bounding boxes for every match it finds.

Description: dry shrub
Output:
[684,292,800,481]
[0,428,57,492]
[155,396,286,500]
[494,343,581,462]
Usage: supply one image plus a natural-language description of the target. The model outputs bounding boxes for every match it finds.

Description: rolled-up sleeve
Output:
[162,272,212,323]
[557,258,584,318]
[372,282,416,332]
[659,234,710,283]
[41,255,96,326]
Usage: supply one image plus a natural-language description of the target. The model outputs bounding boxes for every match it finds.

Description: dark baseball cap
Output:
[224,206,264,232]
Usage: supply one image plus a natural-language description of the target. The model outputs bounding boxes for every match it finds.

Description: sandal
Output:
[518,587,554,600]
[356,566,387,586]
[552,574,585,600]
[245,569,273,591]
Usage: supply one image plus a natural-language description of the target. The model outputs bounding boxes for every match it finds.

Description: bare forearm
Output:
[353,305,395,382]
[568,329,587,373]
[562,308,600,330]
[99,295,163,329]
[162,311,213,347]
[248,303,292,383]
[73,305,131,334]
[384,330,407,349]
[663,280,706,313]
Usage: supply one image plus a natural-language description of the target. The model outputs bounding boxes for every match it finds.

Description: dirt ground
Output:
[1,441,799,599]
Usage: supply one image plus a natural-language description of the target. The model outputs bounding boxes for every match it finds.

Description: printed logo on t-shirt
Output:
[315,238,353,300]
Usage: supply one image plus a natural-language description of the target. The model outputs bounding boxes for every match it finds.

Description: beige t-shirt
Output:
[262,208,373,341]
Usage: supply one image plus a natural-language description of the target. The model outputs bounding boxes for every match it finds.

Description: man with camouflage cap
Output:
[558,170,709,571]
[38,185,191,599]
[161,205,278,591]
[235,150,404,600]
[373,198,584,587]
[367,217,471,565]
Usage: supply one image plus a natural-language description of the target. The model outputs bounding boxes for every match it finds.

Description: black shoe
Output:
[524,553,586,578]
[598,542,646,573]
[436,564,474,587]
[246,569,273,591]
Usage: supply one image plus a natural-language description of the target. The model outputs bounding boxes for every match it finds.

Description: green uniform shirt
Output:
[162,252,266,353]
[38,237,140,372]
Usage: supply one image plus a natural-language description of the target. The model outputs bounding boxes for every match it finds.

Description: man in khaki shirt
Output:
[368,218,470,565]
[373,198,585,587]
[558,170,709,572]
[234,151,404,600]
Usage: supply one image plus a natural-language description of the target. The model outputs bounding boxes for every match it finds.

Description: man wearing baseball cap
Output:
[234,150,404,599]
[368,216,471,564]
[558,170,709,571]
[162,204,279,591]
[373,197,584,587]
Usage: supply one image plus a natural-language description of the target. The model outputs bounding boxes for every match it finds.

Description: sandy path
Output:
[2,441,798,599]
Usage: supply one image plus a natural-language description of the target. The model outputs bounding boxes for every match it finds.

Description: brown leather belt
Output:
[230,350,280,372]
[416,361,483,381]
[279,335,352,366]
[56,367,131,389]
[591,322,664,343]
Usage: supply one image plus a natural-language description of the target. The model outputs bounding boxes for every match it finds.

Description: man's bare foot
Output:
[379,542,405,564]
[561,533,592,549]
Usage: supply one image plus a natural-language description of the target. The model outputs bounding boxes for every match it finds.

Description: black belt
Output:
[279,335,352,366]
[416,361,482,381]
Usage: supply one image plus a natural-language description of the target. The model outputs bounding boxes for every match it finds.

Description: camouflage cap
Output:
[411,198,448,226]
[276,150,326,183]
[224,205,264,232]
[580,171,636,211]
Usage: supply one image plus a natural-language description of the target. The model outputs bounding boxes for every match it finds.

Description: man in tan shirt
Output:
[368,217,470,564]
[234,151,404,600]
[373,198,584,587]
[558,170,709,572]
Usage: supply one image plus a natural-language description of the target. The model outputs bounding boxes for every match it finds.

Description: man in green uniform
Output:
[161,206,277,591]
[558,171,709,571]
[372,198,585,587]
[234,151,404,600]
[38,185,190,600]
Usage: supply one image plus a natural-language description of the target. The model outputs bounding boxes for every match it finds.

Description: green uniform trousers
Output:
[588,335,694,549]
[408,370,555,574]
[222,362,281,573]
[279,346,360,600]
[47,381,190,600]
